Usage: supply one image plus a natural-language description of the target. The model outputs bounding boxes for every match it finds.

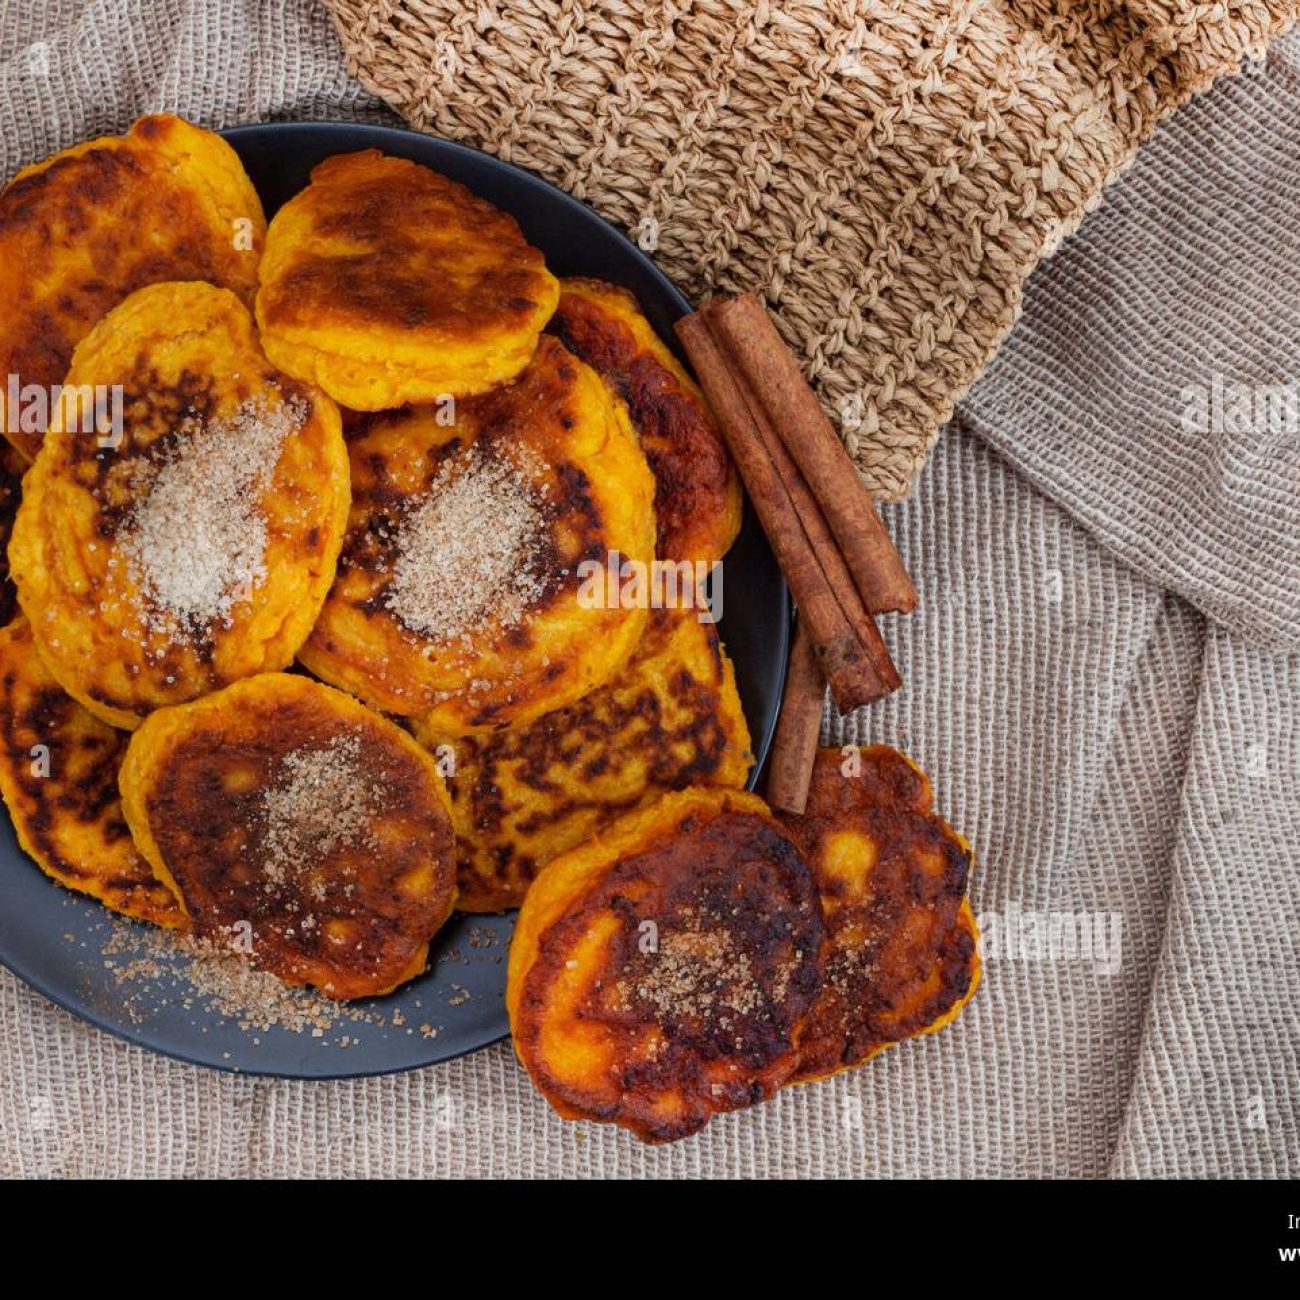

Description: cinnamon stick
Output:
[675,313,895,712]
[705,293,917,616]
[703,311,900,697]
[765,619,824,816]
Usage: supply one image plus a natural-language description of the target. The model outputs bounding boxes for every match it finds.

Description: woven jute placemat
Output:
[325,0,1298,498]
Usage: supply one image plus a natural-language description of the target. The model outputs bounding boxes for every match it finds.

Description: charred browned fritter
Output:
[300,336,655,735]
[0,114,265,460]
[0,619,180,927]
[119,673,458,999]
[779,745,979,1083]
[508,788,823,1143]
[8,281,349,730]
[414,601,753,913]
[256,149,558,410]
[547,278,741,564]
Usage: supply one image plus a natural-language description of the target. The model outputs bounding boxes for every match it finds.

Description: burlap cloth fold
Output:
[325,0,1298,496]
[1,1,1298,1178]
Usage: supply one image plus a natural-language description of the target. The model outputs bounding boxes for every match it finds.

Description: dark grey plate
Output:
[0,121,790,1078]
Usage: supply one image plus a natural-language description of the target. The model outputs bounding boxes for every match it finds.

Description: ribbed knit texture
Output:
[326,0,1299,499]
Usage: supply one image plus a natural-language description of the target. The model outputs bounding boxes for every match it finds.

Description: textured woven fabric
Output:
[325,0,1300,499]
[961,39,1300,650]
[0,0,1297,1178]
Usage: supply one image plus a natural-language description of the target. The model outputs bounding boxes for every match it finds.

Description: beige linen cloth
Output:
[0,0,1297,1178]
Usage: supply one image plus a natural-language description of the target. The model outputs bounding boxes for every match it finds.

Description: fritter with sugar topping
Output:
[300,336,655,735]
[8,281,349,730]
[0,619,181,927]
[508,788,823,1142]
[0,114,265,460]
[118,672,457,999]
[415,601,753,912]
[778,745,980,1083]
[548,277,741,564]
[256,150,559,410]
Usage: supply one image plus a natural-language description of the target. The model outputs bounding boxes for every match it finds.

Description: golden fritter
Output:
[118,673,457,999]
[0,114,265,460]
[0,619,180,927]
[256,150,559,410]
[508,788,823,1143]
[9,281,349,730]
[547,278,741,563]
[416,601,753,913]
[778,745,980,1083]
[300,336,655,734]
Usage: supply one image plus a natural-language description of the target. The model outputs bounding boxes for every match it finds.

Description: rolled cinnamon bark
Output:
[705,294,917,616]
[675,313,895,711]
[765,619,824,815]
[713,329,901,697]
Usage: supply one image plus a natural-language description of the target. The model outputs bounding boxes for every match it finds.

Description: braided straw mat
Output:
[324,0,1299,499]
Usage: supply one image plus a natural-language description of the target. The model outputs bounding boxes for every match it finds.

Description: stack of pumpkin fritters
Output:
[0,117,977,1138]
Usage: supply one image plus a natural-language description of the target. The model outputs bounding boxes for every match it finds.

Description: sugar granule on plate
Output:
[102,924,356,1035]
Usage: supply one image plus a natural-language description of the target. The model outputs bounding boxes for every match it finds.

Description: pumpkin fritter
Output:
[415,601,753,913]
[508,788,823,1143]
[118,673,457,999]
[778,745,980,1083]
[256,150,559,410]
[300,336,655,734]
[548,278,741,563]
[0,114,265,460]
[9,281,349,730]
[0,619,180,927]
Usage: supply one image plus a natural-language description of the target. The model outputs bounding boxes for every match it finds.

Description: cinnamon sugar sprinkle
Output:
[618,919,764,1023]
[826,940,876,997]
[121,396,305,634]
[259,733,379,901]
[384,445,548,642]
